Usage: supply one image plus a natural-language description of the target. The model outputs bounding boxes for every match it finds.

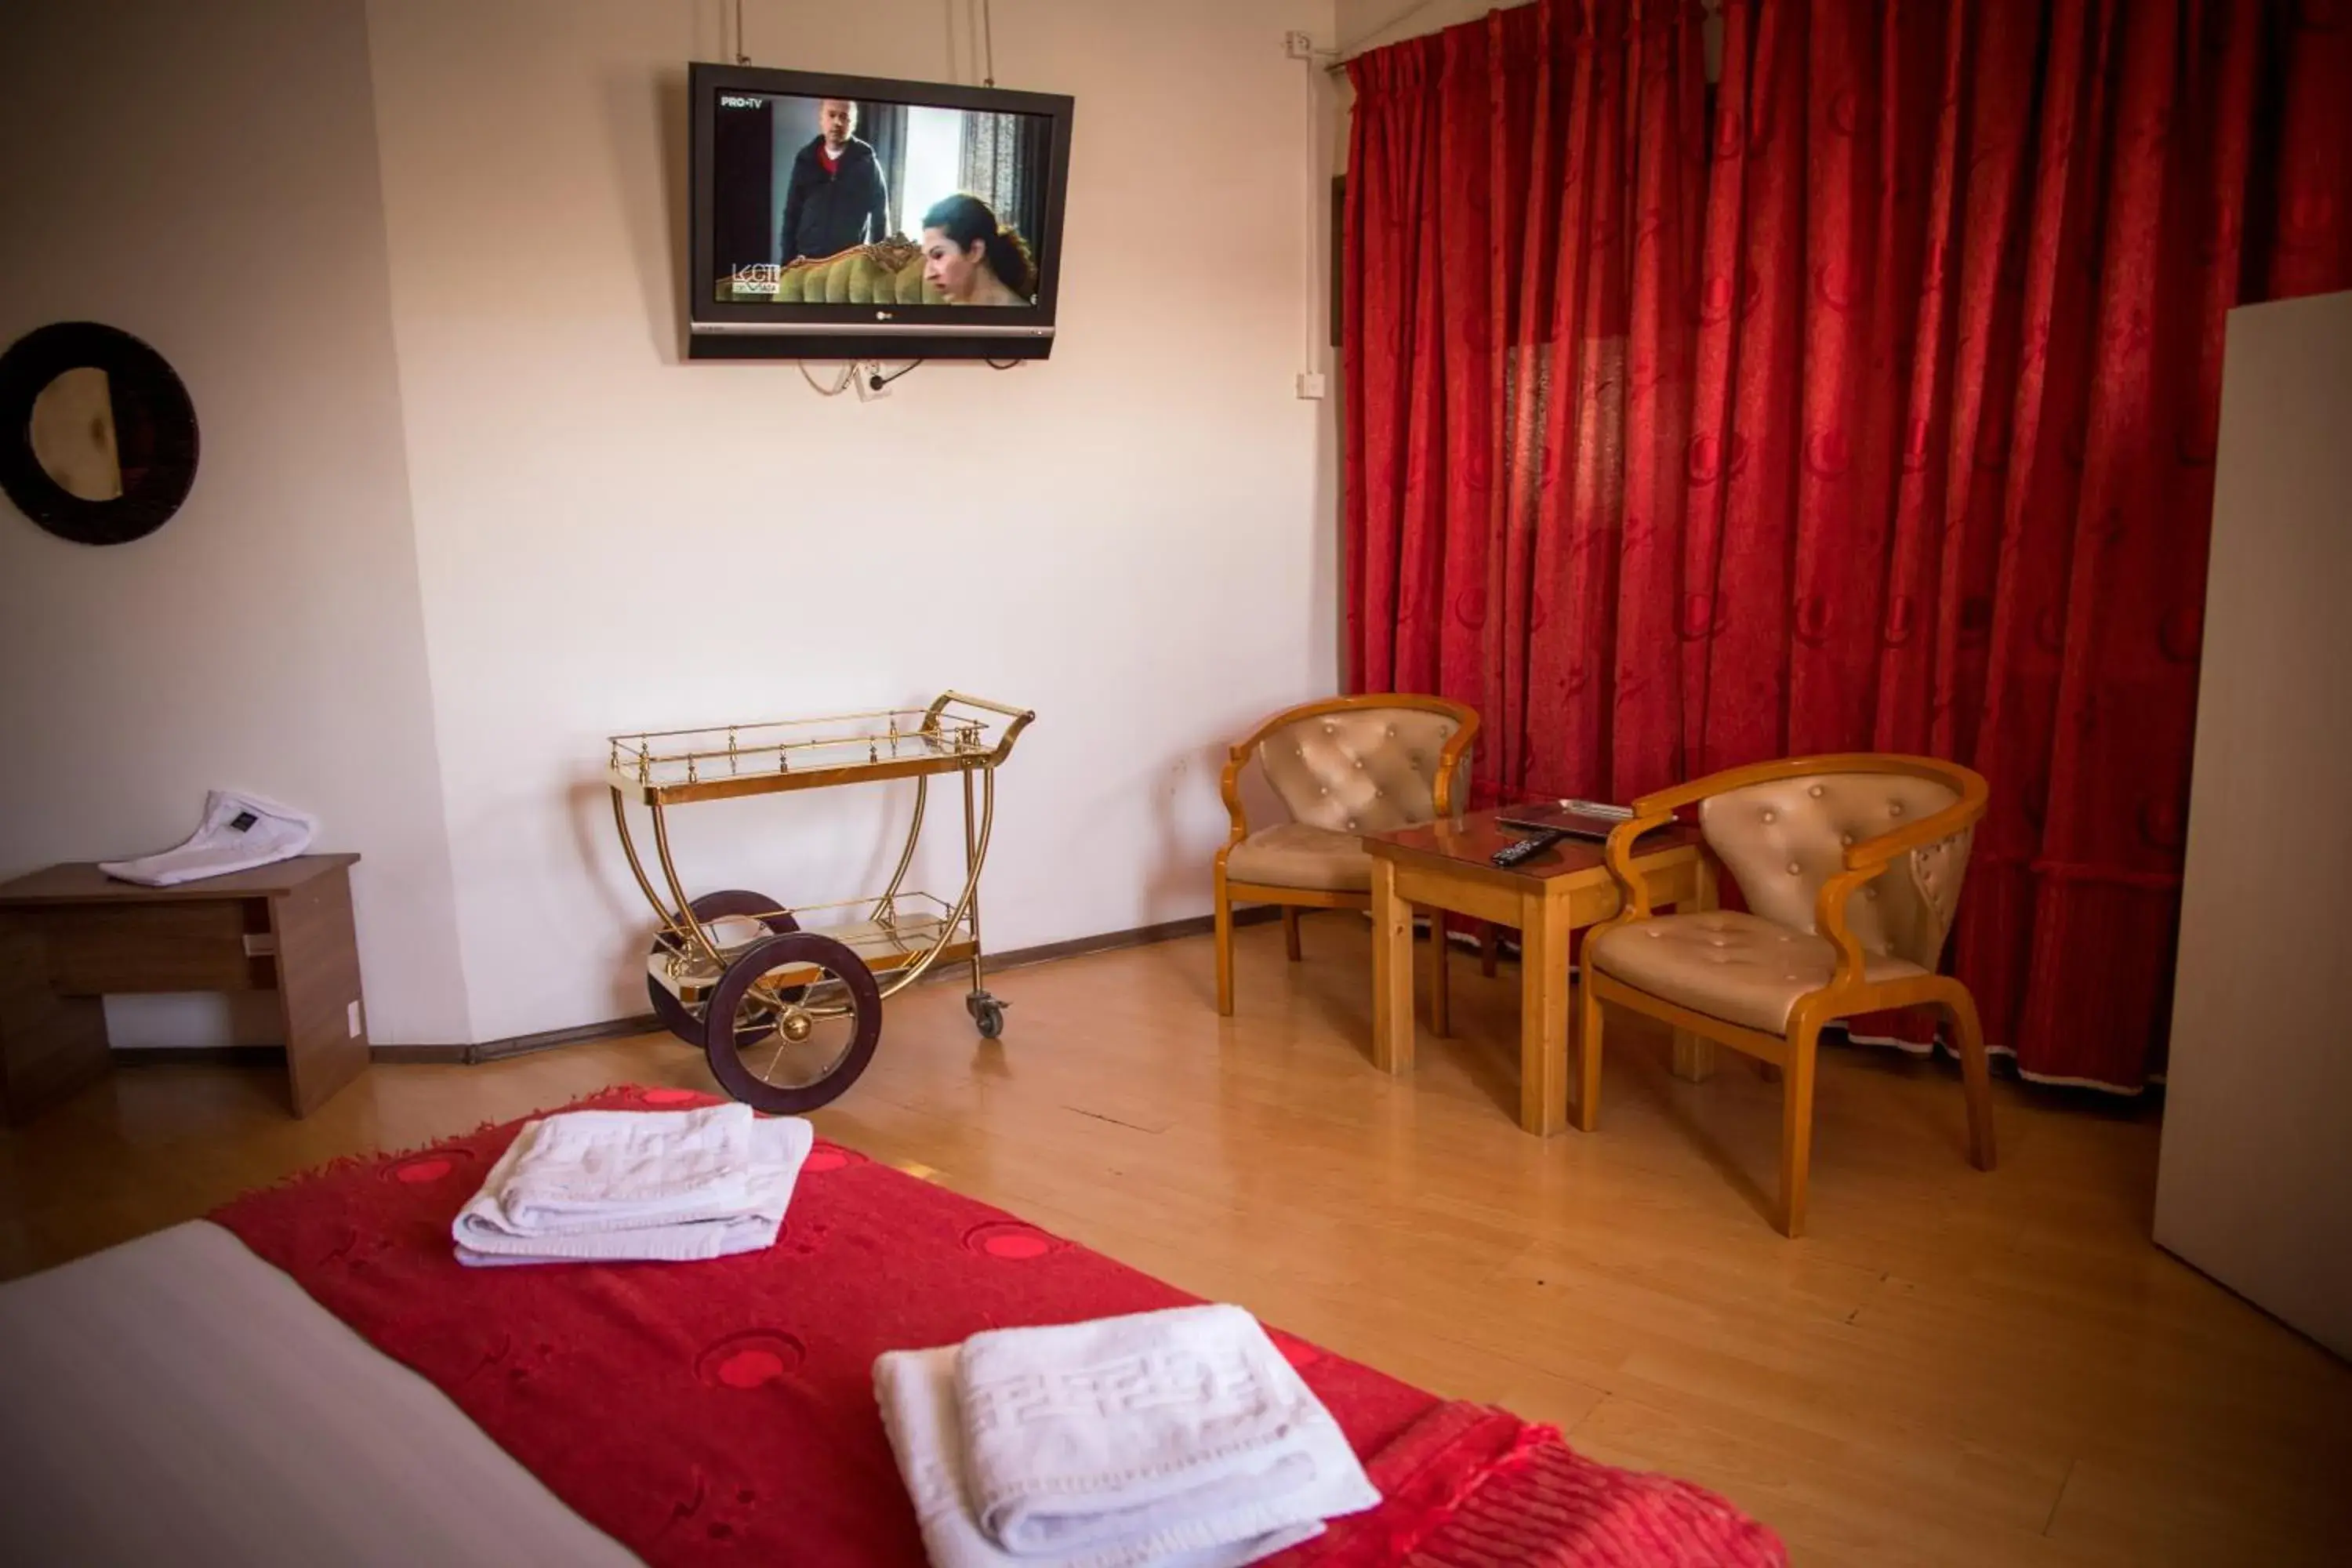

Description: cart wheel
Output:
[967,991,1007,1040]
[648,890,798,1047]
[702,931,881,1114]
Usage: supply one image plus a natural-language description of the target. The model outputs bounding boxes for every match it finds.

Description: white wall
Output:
[364,0,1342,1040]
[0,0,470,1045]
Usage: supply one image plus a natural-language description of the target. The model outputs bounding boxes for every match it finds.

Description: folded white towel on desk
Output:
[100,789,317,887]
[873,1304,1379,1568]
[452,1105,811,1267]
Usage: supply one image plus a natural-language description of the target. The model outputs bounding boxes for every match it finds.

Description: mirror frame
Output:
[0,321,198,546]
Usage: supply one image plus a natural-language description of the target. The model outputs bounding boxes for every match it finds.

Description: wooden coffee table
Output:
[1363,809,1713,1135]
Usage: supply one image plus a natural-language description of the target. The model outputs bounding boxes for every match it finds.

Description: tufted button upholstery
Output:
[1588,912,1928,1033]
[1224,822,1373,893]
[1698,773,1975,967]
[1255,708,1460,837]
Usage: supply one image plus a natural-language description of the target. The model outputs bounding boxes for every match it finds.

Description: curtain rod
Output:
[1323,0,1725,74]
[1323,0,1453,72]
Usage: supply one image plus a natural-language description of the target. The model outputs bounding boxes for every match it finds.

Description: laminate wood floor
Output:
[2,919,2345,1565]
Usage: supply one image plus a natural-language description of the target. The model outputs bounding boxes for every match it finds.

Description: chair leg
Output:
[1777,1022,1820,1237]
[1429,916,1451,1037]
[1214,870,1236,1016]
[1946,984,1998,1171]
[1573,970,1605,1131]
[1281,906,1302,962]
[1479,923,1501,978]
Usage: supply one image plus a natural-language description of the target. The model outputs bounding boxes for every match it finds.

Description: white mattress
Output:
[0,1220,637,1566]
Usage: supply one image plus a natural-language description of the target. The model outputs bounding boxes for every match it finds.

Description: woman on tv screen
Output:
[920,194,1035,307]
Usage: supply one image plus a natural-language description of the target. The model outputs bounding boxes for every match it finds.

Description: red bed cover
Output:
[213,1087,1782,1566]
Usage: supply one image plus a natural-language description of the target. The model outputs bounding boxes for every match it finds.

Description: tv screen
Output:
[687,64,1074,361]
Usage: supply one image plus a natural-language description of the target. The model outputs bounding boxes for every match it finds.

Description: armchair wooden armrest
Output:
[1431,726,1475,818]
[1218,742,1260,850]
[1217,706,1308,848]
[1600,771,1735,920]
[1810,764,1987,989]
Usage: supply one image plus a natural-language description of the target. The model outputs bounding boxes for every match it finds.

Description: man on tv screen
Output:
[780,98,890,263]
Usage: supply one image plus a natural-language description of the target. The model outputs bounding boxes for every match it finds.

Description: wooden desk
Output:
[0,856,368,1123]
[1363,811,1710,1135]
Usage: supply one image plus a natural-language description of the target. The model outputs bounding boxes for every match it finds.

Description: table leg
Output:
[1668,855,1721,1083]
[1371,859,1415,1076]
[1519,886,1570,1135]
[1670,1035,1720,1081]
[1428,915,1451,1037]
[270,869,369,1117]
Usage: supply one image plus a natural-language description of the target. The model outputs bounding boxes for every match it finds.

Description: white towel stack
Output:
[452,1104,812,1267]
[875,1304,1380,1568]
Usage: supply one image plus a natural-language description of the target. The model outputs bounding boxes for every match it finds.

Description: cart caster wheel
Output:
[967,992,1007,1040]
[703,931,880,1114]
[648,890,797,1047]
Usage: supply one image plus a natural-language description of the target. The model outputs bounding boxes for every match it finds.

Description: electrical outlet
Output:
[1296,371,1328,400]
[347,999,364,1038]
[1284,31,1316,60]
[853,361,893,401]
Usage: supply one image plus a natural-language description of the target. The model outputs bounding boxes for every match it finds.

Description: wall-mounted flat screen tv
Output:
[688,63,1074,361]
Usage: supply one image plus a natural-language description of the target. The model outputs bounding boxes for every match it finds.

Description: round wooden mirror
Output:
[0,322,198,546]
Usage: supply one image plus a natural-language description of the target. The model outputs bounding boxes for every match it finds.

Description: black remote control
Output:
[1490,828,1568,869]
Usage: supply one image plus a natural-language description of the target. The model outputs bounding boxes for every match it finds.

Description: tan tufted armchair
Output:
[1578,755,1996,1236]
[1214,695,1479,1015]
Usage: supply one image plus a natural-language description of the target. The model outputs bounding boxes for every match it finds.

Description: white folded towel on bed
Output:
[876,1347,1324,1568]
[452,1105,812,1267]
[100,789,318,887]
[873,1305,1379,1568]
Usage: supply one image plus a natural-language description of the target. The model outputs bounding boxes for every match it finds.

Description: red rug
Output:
[212,1087,1784,1566]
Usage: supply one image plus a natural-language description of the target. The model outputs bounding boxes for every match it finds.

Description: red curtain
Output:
[1345,0,2352,1090]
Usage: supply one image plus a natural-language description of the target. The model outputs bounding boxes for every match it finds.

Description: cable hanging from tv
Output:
[799,361,854,397]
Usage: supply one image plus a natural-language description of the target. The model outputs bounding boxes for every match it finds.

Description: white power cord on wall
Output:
[799,361,855,397]
[1289,32,1332,400]
[799,361,924,398]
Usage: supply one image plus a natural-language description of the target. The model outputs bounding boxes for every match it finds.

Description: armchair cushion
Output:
[1257,708,1462,837]
[1698,773,1973,969]
[1588,911,1928,1034]
[1224,822,1372,894]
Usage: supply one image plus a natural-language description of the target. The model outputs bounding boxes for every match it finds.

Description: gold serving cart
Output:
[606,691,1035,1112]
